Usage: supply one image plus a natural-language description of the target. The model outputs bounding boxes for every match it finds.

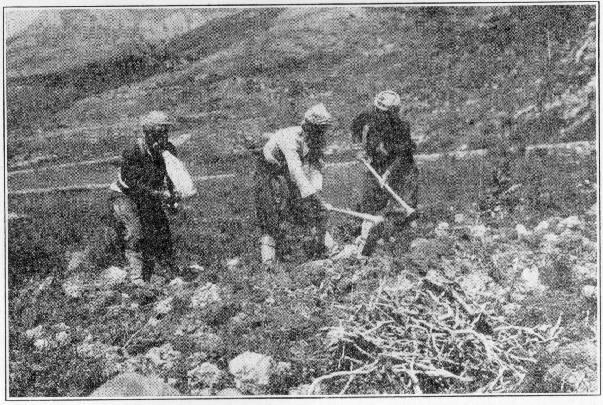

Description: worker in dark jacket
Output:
[108,111,180,286]
[352,91,418,255]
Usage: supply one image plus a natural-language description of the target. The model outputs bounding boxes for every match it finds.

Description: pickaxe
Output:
[357,157,416,216]
[322,203,384,224]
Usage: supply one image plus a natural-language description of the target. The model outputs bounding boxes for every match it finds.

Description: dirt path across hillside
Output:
[7,140,596,196]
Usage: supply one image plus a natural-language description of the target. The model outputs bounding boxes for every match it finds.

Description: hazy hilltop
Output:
[5,6,596,163]
[6,8,237,77]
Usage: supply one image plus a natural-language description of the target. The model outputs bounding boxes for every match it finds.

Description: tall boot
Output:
[323,231,339,257]
[355,220,383,257]
[260,235,276,264]
[125,249,146,286]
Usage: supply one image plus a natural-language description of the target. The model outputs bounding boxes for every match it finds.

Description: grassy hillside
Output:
[6,6,596,166]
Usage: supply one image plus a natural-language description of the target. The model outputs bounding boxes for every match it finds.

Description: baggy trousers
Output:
[109,191,173,281]
[254,158,328,258]
[357,163,419,255]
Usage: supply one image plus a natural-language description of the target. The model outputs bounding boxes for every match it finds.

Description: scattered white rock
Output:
[7,212,30,221]
[188,362,225,389]
[454,214,465,224]
[435,222,450,237]
[228,351,275,394]
[226,257,241,268]
[216,388,243,396]
[459,272,490,298]
[34,338,53,350]
[62,276,86,298]
[534,220,550,234]
[145,343,181,370]
[556,216,583,232]
[36,276,54,294]
[586,203,597,216]
[410,238,430,251]
[541,233,560,248]
[98,266,128,288]
[25,325,45,340]
[515,224,531,240]
[582,285,597,300]
[55,331,70,345]
[502,303,521,317]
[190,283,222,309]
[169,277,186,289]
[89,372,180,397]
[331,244,359,260]
[520,267,545,292]
[189,264,204,273]
[468,224,488,241]
[289,383,313,395]
[154,297,174,315]
[573,263,597,284]
[67,249,91,272]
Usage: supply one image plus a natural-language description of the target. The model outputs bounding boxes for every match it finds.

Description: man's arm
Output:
[351,112,369,145]
[282,148,317,198]
[163,142,178,195]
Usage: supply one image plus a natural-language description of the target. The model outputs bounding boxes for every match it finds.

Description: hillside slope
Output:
[6,6,596,165]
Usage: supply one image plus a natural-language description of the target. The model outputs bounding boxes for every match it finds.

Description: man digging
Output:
[352,90,419,256]
[254,104,338,264]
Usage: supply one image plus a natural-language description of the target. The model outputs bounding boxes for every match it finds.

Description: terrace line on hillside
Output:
[7,140,596,196]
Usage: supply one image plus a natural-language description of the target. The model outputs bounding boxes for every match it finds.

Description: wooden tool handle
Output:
[358,157,416,215]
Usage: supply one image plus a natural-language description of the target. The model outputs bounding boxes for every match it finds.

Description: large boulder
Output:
[228,351,275,394]
[89,372,180,397]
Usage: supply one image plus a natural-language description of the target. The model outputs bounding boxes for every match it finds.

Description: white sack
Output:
[162,150,197,198]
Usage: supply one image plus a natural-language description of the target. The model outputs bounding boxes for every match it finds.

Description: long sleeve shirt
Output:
[351,110,415,174]
[262,126,323,198]
[113,138,177,200]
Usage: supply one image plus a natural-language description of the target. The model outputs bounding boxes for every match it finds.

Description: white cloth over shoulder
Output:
[162,150,197,198]
[263,126,323,198]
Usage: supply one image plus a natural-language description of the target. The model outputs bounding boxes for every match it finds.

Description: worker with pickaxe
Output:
[351,90,419,256]
[254,104,338,264]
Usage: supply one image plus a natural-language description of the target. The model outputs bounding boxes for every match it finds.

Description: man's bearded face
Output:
[145,124,170,149]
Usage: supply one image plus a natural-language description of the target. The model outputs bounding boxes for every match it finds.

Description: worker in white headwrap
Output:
[254,103,337,263]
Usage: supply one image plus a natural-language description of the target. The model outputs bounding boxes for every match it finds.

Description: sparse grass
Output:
[7,148,597,397]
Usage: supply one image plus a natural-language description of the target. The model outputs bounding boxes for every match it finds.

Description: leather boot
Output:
[260,235,276,264]
[125,250,146,286]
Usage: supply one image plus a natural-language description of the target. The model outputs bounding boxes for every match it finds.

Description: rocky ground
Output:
[9,199,598,396]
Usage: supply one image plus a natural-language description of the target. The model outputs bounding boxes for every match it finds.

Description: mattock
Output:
[322,202,385,258]
[357,156,416,217]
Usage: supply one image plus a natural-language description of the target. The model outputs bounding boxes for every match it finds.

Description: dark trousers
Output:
[109,191,173,280]
[254,159,328,257]
[357,164,419,255]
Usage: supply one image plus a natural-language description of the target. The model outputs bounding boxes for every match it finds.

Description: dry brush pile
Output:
[312,271,562,395]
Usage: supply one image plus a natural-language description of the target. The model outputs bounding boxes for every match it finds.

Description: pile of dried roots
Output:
[313,271,562,394]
